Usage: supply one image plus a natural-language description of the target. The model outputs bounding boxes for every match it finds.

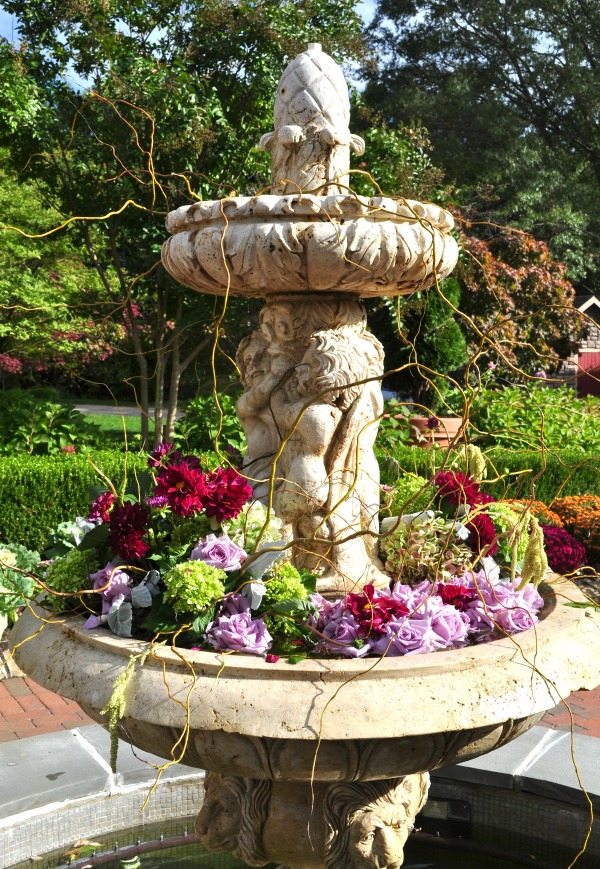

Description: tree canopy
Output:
[365,0,600,292]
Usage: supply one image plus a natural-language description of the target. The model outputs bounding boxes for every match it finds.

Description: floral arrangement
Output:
[38,445,549,661]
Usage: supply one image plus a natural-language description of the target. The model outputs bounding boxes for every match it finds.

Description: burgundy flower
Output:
[203,467,253,523]
[346,584,409,638]
[435,471,494,507]
[540,523,587,575]
[426,415,441,430]
[465,511,499,556]
[436,583,476,611]
[108,502,150,560]
[155,461,207,517]
[89,491,117,524]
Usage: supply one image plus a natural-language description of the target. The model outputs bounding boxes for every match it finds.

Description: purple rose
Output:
[90,562,131,615]
[429,606,470,647]
[463,571,543,636]
[371,617,441,656]
[191,533,247,572]
[220,593,251,616]
[206,611,272,655]
[318,610,372,658]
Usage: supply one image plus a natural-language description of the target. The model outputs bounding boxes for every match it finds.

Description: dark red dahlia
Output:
[88,491,117,524]
[155,461,207,517]
[203,467,253,523]
[436,583,476,611]
[435,471,494,507]
[540,523,587,575]
[108,502,150,560]
[346,584,409,638]
[465,511,499,556]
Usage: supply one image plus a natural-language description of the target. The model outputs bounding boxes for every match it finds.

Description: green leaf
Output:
[287,654,307,665]
[78,522,110,550]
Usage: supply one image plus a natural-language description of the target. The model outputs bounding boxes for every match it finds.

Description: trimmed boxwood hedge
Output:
[377,445,600,504]
[0,450,147,551]
[3,445,600,550]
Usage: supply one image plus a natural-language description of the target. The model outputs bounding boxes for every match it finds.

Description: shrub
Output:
[512,500,564,528]
[378,444,600,504]
[175,393,246,453]
[0,449,147,550]
[444,383,600,453]
[552,495,600,559]
[540,524,587,575]
[0,391,101,455]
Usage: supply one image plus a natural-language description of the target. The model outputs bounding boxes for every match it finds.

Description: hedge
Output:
[377,445,600,504]
[0,450,147,551]
[4,445,600,551]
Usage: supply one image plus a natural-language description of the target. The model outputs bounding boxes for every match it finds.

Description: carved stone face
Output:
[261,304,294,343]
[242,341,269,387]
[195,776,241,853]
[346,804,412,869]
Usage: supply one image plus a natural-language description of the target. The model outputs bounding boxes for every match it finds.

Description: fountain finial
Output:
[259,44,365,194]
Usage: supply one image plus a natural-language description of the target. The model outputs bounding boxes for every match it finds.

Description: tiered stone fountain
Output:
[11,44,600,869]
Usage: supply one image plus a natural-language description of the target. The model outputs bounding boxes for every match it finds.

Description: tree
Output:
[364,0,600,292]
[0,150,123,387]
[0,0,367,445]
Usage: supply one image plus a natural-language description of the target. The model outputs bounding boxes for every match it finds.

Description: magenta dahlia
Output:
[88,491,117,524]
[203,467,253,523]
[435,471,494,507]
[155,461,207,517]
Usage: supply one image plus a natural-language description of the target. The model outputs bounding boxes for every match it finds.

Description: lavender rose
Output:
[90,562,131,614]
[318,609,372,658]
[191,533,247,572]
[371,617,440,656]
[206,611,272,655]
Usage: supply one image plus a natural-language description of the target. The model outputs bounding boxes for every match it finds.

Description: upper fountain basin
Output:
[161,192,459,298]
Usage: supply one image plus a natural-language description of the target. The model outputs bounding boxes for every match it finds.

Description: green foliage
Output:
[175,393,246,453]
[263,562,306,607]
[376,399,411,451]
[0,391,102,455]
[373,278,468,411]
[44,548,99,612]
[382,474,432,517]
[0,542,40,623]
[365,0,600,293]
[445,384,600,452]
[0,449,147,550]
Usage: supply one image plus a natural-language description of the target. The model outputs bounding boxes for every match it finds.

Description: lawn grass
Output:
[85,413,155,442]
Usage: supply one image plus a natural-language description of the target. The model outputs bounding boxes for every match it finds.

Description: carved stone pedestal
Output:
[236,292,387,595]
[196,771,429,869]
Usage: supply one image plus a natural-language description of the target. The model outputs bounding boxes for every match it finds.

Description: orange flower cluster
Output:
[552,496,600,558]
[513,499,564,528]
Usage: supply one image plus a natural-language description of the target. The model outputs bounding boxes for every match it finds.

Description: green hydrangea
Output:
[170,516,212,549]
[45,549,99,612]
[162,561,225,614]
[385,475,432,516]
[487,503,529,566]
[222,502,283,551]
[263,562,307,606]
[381,515,473,584]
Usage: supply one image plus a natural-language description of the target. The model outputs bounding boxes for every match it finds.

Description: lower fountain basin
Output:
[10,579,600,782]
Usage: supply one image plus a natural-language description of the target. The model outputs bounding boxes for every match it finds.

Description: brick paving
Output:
[0,673,94,743]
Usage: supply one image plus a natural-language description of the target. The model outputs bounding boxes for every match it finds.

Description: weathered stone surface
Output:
[10,580,600,781]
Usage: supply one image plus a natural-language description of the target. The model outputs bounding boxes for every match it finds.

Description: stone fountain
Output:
[10,43,600,869]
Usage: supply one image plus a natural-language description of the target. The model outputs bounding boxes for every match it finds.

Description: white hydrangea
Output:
[222,501,284,551]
